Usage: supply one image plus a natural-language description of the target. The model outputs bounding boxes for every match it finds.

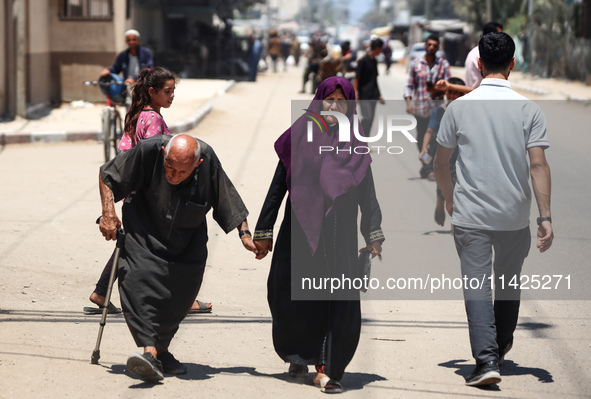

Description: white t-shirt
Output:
[436,78,549,231]
[464,46,482,88]
[128,54,139,80]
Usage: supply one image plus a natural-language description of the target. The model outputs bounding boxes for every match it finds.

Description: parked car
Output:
[389,39,407,63]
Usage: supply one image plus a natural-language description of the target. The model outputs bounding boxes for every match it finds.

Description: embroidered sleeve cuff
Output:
[368,229,385,243]
[253,229,273,241]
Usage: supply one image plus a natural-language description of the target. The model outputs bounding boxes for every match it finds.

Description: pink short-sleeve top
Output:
[118,109,170,152]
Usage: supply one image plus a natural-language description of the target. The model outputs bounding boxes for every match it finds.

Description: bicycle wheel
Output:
[111,111,123,158]
[102,108,112,162]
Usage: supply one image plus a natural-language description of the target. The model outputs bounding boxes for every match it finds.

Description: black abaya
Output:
[255,161,384,380]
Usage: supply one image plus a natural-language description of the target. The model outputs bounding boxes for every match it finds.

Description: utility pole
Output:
[486,0,492,22]
[15,0,27,117]
[527,0,534,73]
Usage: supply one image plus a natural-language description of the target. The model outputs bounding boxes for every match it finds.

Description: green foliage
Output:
[505,14,527,37]
[408,0,460,19]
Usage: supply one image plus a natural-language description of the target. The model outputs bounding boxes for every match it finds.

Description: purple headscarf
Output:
[274,76,372,255]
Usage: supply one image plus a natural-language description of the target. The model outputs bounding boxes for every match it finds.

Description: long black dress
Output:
[254,161,384,381]
[100,135,248,351]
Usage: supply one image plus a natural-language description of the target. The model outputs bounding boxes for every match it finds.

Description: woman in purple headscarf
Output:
[253,76,385,393]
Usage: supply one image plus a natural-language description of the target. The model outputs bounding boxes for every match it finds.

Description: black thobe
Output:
[100,135,248,350]
[254,161,384,381]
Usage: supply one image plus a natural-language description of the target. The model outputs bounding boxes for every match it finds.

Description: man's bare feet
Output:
[89,291,106,307]
[190,300,212,312]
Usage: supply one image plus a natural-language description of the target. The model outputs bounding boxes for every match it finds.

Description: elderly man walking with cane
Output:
[98,134,257,382]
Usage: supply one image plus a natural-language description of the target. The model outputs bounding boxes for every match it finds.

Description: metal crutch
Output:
[91,219,125,365]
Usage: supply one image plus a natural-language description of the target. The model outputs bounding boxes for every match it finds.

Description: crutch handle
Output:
[96,216,125,244]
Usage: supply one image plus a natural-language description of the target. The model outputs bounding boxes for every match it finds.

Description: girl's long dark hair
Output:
[124,67,178,144]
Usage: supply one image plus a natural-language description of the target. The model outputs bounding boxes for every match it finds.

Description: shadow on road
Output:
[109,362,386,391]
[501,360,554,383]
[438,358,553,390]
[0,308,271,325]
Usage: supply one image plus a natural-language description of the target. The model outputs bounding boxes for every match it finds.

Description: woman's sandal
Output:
[321,379,343,394]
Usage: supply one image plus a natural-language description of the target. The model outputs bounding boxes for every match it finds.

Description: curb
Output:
[513,85,591,104]
[511,85,551,96]
[0,80,236,146]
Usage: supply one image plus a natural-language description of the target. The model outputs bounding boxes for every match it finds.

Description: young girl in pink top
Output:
[88,67,212,314]
[118,67,176,151]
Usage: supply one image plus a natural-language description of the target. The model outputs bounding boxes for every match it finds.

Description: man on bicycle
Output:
[101,29,154,85]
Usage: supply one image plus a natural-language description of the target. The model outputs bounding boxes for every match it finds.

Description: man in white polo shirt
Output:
[433,32,553,387]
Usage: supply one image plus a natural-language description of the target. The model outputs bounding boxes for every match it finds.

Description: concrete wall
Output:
[48,0,120,103]
[28,1,51,107]
[2,0,168,114]
[1,0,18,118]
[0,0,9,117]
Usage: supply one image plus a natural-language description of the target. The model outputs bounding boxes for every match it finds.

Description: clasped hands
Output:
[251,240,382,260]
[253,239,273,260]
[240,234,274,259]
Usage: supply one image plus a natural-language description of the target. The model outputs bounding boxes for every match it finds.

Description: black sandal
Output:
[321,379,343,394]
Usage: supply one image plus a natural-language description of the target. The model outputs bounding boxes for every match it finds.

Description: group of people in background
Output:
[90,25,553,393]
[247,29,302,81]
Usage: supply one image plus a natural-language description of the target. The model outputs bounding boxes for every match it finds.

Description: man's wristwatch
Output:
[536,217,552,225]
[239,230,251,238]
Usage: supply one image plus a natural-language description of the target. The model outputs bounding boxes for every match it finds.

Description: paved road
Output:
[0,63,589,398]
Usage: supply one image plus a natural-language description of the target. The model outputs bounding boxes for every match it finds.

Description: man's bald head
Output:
[164,134,201,163]
[162,134,203,185]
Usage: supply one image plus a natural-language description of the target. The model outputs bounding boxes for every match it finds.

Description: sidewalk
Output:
[0,79,235,146]
[449,65,591,102]
[2,66,590,147]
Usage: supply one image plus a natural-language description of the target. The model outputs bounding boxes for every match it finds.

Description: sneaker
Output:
[127,352,164,382]
[465,360,501,386]
[158,351,187,375]
[499,342,513,365]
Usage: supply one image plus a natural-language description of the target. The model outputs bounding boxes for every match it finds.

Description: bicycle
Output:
[83,74,128,162]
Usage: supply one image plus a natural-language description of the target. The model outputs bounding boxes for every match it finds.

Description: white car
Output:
[389,39,406,63]
[297,35,310,52]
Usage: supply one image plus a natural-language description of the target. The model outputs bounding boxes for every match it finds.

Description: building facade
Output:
[1,0,142,118]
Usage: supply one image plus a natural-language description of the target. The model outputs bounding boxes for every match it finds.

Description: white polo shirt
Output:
[436,78,549,231]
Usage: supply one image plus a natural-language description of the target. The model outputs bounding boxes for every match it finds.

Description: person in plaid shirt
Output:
[404,34,450,179]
